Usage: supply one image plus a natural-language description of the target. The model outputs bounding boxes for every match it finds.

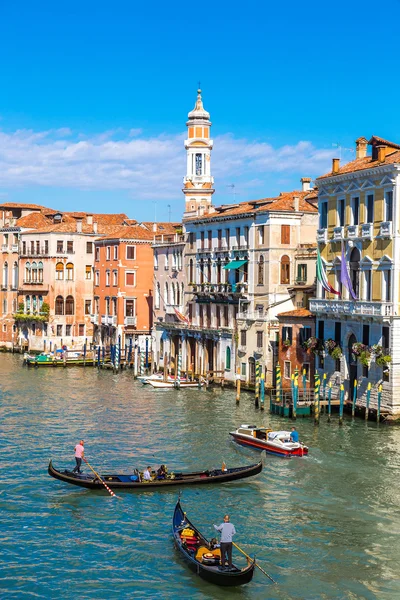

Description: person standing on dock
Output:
[213,515,236,570]
[290,427,299,443]
[73,440,85,474]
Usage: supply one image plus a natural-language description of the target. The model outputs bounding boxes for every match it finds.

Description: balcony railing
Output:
[101,315,117,326]
[380,221,392,238]
[317,228,327,243]
[238,345,247,353]
[231,244,249,251]
[90,314,99,325]
[213,246,230,253]
[11,244,19,252]
[1,244,8,252]
[124,316,137,327]
[333,226,344,241]
[310,298,393,317]
[347,224,359,239]
[237,311,268,321]
[361,223,372,240]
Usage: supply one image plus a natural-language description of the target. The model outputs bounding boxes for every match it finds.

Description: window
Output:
[280,255,290,284]
[244,226,249,245]
[3,324,6,333]
[95,247,100,261]
[95,270,99,286]
[79,324,85,337]
[2,262,8,288]
[31,262,37,282]
[66,324,72,336]
[189,232,194,249]
[85,265,92,280]
[320,201,328,229]
[155,282,161,309]
[85,300,91,315]
[67,241,74,253]
[281,225,290,244]
[256,255,264,285]
[154,251,158,269]
[351,197,360,225]
[297,263,307,283]
[56,324,63,337]
[44,240,48,254]
[189,259,194,282]
[113,270,118,286]
[36,241,40,254]
[30,241,34,254]
[12,262,18,289]
[2,298,7,314]
[385,191,393,222]
[22,241,26,254]
[38,262,43,282]
[208,230,212,249]
[57,240,63,253]
[66,263,74,281]
[125,299,135,317]
[299,327,312,345]
[383,269,392,302]
[106,246,111,260]
[240,330,247,346]
[55,296,64,315]
[65,295,74,315]
[126,272,136,286]
[224,306,229,327]
[236,227,240,245]
[282,326,292,344]
[366,194,374,223]
[256,331,263,348]
[258,226,265,245]
[226,347,231,370]
[25,262,31,283]
[86,242,93,254]
[113,246,118,260]
[56,262,64,280]
[364,269,372,301]
[284,361,291,379]
[225,229,230,247]
[241,362,246,376]
[200,232,204,249]
[382,326,390,351]
[32,295,37,312]
[195,153,202,175]
[126,246,136,260]
[26,295,30,312]
[106,271,110,286]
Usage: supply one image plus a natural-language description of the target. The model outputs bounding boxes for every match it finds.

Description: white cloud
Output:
[0,126,339,200]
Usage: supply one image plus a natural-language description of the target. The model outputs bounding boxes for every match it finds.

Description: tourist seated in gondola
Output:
[156,464,167,479]
[143,466,152,481]
[130,469,141,482]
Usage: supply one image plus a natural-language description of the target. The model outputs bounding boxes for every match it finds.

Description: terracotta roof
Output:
[22,222,127,236]
[185,190,317,222]
[124,219,138,226]
[140,222,181,234]
[277,308,314,318]
[16,213,53,229]
[368,135,400,150]
[0,202,48,210]
[98,225,154,241]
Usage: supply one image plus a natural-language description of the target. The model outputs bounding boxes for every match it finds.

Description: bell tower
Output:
[183,89,215,215]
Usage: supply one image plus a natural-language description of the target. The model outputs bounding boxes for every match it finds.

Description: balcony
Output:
[347,224,359,239]
[332,226,344,242]
[1,244,8,252]
[213,246,230,254]
[231,244,249,251]
[310,298,393,318]
[197,248,212,256]
[124,316,137,327]
[90,314,99,325]
[361,223,372,240]
[21,280,49,290]
[379,221,392,238]
[20,248,49,257]
[237,311,268,321]
[101,315,117,326]
[238,345,247,353]
[317,229,327,243]
[11,244,19,252]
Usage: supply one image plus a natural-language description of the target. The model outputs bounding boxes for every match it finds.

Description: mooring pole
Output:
[293,378,297,420]
[276,364,282,404]
[339,384,344,426]
[365,381,371,421]
[314,373,320,425]
[236,367,241,404]
[352,379,357,418]
[327,381,332,423]
[255,362,260,409]
[377,384,382,423]
[260,372,265,410]
[322,373,327,414]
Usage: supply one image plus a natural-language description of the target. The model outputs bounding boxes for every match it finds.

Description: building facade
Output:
[310,136,400,415]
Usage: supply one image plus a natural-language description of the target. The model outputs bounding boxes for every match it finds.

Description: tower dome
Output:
[187,89,211,122]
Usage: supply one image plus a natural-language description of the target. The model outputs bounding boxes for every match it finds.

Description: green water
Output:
[1,353,399,599]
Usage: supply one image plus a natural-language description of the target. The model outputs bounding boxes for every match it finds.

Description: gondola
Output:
[48,459,262,490]
[172,500,255,586]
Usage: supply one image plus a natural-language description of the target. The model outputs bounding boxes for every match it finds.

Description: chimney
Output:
[153,222,157,233]
[355,137,368,159]
[76,218,83,233]
[293,196,300,211]
[332,158,340,174]
[86,214,93,225]
[301,177,311,192]
[377,145,387,162]
[93,221,98,234]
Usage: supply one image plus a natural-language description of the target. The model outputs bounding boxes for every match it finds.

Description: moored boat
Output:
[172,500,255,586]
[48,459,262,490]
[138,374,189,385]
[147,379,204,389]
[230,425,308,457]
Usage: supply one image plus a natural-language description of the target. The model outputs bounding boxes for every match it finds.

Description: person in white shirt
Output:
[143,466,152,481]
[213,514,236,569]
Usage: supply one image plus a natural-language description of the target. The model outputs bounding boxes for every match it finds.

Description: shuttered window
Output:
[281,225,290,244]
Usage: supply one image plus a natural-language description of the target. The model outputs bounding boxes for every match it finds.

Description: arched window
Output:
[65,295,74,315]
[56,262,64,281]
[66,263,74,281]
[38,295,43,310]
[170,283,175,306]
[226,346,231,370]
[181,282,184,306]
[349,247,360,298]
[280,255,290,284]
[176,283,180,306]
[164,282,169,306]
[26,295,31,312]
[55,295,64,315]
[199,259,204,284]
[32,295,37,311]
[38,262,43,283]
[258,256,264,285]
[3,262,8,288]
[155,282,161,309]
[224,257,229,283]
[189,258,194,282]
[207,258,212,283]
[12,262,18,289]
[31,261,37,282]
[217,258,222,284]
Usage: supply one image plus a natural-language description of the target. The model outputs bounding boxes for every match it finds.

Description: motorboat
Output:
[230,425,308,457]
[138,374,189,385]
[148,379,204,389]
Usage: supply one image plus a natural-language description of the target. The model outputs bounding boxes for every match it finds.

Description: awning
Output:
[223,259,247,270]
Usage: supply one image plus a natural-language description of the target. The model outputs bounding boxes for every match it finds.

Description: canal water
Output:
[1,354,400,600]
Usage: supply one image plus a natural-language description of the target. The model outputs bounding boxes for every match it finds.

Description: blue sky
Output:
[0,0,399,221]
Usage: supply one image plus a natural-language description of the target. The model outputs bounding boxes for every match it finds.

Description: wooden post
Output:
[293,378,297,420]
[365,382,371,420]
[163,351,167,382]
[322,373,327,414]
[174,354,178,385]
[255,362,260,409]
[314,373,320,425]
[236,367,241,403]
[97,345,101,368]
[133,346,138,377]
[302,368,307,401]
[339,384,344,426]
[83,338,87,367]
[327,381,332,422]
[351,379,357,418]
[377,384,382,423]
[260,372,265,410]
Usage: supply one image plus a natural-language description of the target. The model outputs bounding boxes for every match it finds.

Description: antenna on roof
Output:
[332,143,354,160]
[227,184,237,201]
[167,204,171,222]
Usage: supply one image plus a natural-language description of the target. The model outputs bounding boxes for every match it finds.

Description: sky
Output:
[1,0,399,222]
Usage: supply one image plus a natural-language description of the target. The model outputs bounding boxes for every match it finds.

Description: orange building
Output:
[277,308,316,391]
[93,225,155,349]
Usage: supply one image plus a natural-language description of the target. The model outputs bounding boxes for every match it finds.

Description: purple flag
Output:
[341,243,357,300]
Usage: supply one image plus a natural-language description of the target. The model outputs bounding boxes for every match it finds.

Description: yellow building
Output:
[310,136,399,415]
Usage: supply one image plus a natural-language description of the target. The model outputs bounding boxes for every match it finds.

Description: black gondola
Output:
[172,500,255,586]
[48,460,262,490]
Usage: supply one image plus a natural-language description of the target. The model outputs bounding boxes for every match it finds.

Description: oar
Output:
[232,542,276,583]
[83,458,121,499]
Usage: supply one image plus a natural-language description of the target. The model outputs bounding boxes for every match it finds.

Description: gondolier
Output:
[73,440,84,474]
[214,515,236,570]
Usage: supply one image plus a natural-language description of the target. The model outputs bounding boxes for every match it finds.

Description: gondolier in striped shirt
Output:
[214,514,236,570]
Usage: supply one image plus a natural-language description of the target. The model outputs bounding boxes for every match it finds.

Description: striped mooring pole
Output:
[140,350,145,376]
[327,381,332,422]
[377,384,382,423]
[365,382,371,420]
[322,373,327,414]
[291,374,295,407]
[339,384,344,425]
[314,373,320,425]
[176,353,182,389]
[351,379,357,418]
[276,364,282,404]
[114,336,120,373]
[302,368,307,400]
[260,372,265,410]
[293,378,298,420]
[255,362,260,408]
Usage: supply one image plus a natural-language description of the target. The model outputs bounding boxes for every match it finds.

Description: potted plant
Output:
[282,338,292,348]
[376,354,391,369]
[325,338,342,359]
[303,336,320,353]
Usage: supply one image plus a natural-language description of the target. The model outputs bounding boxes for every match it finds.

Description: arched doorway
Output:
[349,247,360,298]
[348,333,357,395]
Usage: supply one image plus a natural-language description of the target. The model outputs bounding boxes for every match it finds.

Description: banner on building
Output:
[316,248,340,296]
